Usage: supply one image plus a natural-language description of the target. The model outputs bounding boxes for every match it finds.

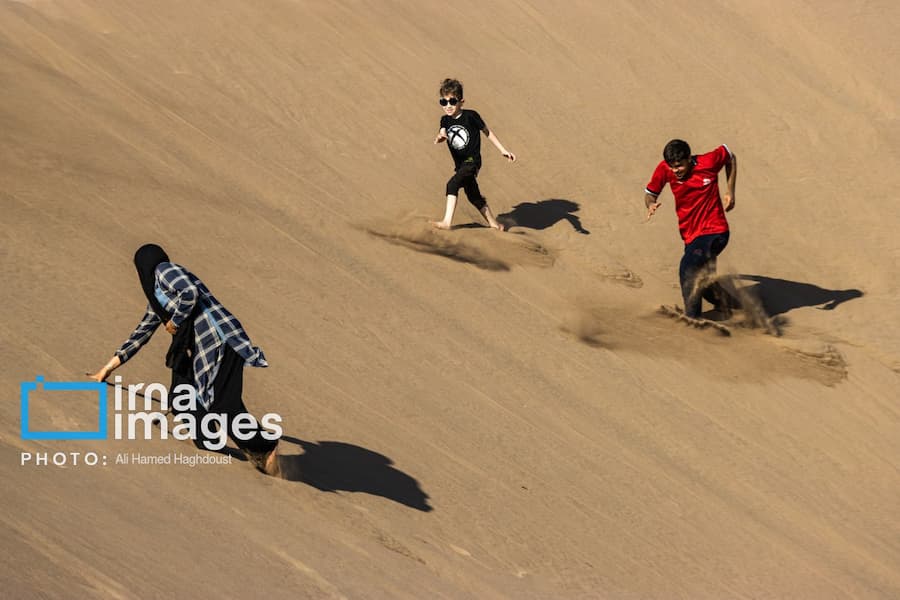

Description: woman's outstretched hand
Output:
[87,356,121,382]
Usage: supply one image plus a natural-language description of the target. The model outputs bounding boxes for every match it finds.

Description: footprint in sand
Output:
[595,266,643,288]
[374,530,425,564]
[562,299,849,386]
[449,544,472,557]
[777,341,848,385]
[363,218,554,271]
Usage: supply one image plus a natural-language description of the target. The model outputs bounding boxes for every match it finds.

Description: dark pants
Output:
[172,345,278,454]
[446,162,486,210]
[679,232,729,318]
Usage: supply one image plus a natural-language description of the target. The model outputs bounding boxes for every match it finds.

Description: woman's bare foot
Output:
[429,220,452,230]
[243,445,281,477]
[263,447,281,478]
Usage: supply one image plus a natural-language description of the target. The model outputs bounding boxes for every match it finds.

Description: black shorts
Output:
[446,162,486,210]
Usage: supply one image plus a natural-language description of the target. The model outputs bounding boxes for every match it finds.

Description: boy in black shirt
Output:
[431,78,516,230]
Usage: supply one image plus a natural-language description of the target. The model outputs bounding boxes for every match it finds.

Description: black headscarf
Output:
[134,243,171,322]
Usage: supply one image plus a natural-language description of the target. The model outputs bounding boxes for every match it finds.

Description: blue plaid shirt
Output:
[115,262,267,409]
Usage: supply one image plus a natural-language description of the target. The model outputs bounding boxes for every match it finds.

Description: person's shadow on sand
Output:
[738,275,863,316]
[277,436,432,512]
[498,199,589,234]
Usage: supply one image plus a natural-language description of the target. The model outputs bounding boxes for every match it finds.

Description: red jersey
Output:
[645,145,732,244]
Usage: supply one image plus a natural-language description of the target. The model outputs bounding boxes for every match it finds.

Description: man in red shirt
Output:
[644,139,738,318]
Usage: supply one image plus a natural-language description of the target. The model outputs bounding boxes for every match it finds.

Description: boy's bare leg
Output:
[430,195,457,229]
[480,204,506,231]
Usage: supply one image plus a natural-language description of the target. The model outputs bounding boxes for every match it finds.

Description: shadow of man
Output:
[277,436,432,512]
[499,199,589,234]
[738,275,863,316]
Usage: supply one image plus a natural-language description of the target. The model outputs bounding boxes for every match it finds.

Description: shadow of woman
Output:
[276,436,432,512]
[738,274,863,316]
[498,199,589,234]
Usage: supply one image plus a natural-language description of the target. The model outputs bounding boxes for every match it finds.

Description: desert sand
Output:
[2,1,899,598]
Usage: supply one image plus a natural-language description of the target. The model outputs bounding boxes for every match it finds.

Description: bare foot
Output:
[244,445,281,477]
[480,205,506,232]
[263,447,281,478]
[429,220,451,230]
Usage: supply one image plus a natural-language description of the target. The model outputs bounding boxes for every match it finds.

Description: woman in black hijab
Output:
[135,244,175,325]
[89,244,280,476]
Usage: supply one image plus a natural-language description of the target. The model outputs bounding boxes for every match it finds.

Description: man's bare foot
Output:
[429,220,451,230]
[491,222,507,232]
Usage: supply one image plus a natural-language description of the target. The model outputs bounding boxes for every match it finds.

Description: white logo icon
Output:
[703,178,712,186]
[447,125,469,150]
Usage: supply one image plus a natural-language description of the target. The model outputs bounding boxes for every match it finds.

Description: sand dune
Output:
[3,1,899,598]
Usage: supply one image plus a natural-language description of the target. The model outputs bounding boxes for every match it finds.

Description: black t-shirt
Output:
[441,109,486,168]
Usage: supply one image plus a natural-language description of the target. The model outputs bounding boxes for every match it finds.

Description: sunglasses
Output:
[439,97,460,106]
